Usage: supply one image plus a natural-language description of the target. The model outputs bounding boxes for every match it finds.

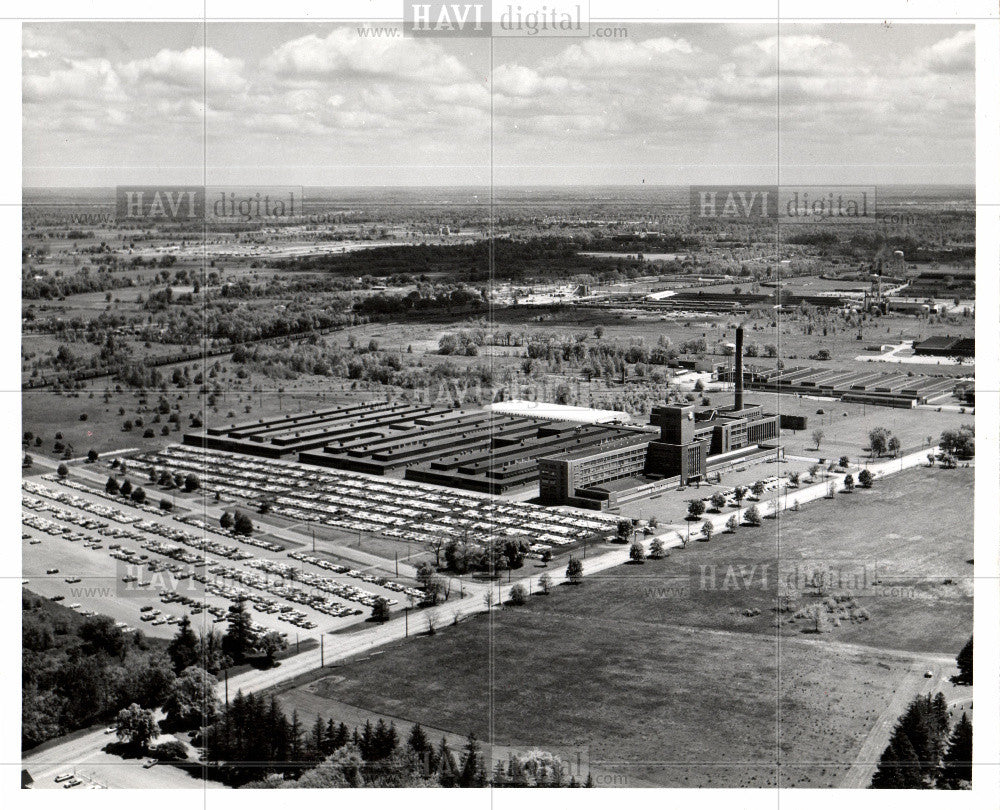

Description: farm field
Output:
[279,464,971,788]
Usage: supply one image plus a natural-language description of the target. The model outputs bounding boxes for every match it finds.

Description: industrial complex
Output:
[185,327,784,510]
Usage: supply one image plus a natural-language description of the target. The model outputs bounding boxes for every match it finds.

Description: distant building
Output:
[904,269,975,299]
[913,335,974,358]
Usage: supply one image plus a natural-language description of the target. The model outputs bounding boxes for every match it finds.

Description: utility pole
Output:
[404,607,409,637]
[320,635,324,667]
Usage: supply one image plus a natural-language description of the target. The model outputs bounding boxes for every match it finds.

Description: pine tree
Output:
[459,733,485,787]
[437,737,457,786]
[359,720,375,760]
[310,715,325,761]
[896,734,927,788]
[167,614,199,672]
[956,636,972,685]
[323,718,338,756]
[870,742,903,788]
[939,713,972,789]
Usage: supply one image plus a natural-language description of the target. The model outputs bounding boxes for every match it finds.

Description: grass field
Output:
[278,465,972,788]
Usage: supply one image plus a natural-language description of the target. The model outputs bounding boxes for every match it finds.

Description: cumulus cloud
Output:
[263,27,470,85]
[21,23,975,184]
[917,29,974,74]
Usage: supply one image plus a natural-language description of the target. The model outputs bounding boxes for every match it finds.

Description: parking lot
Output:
[22,474,425,640]
[134,445,621,558]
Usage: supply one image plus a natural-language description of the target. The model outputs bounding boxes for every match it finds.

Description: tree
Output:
[258,630,287,664]
[219,511,233,530]
[566,556,583,585]
[56,463,69,478]
[508,583,527,605]
[407,723,434,775]
[811,429,824,450]
[939,713,972,789]
[538,572,552,594]
[540,549,552,566]
[887,435,901,457]
[858,469,873,489]
[629,540,646,564]
[233,511,254,536]
[744,505,762,526]
[416,562,444,605]
[956,636,972,685]
[701,520,714,542]
[710,492,727,511]
[167,615,199,672]
[459,733,486,787]
[940,425,974,459]
[131,486,146,504]
[649,537,666,558]
[183,473,200,492]
[370,596,391,623]
[222,597,258,663]
[115,703,159,751]
[869,426,890,457]
[788,472,800,487]
[843,473,854,492]
[106,476,120,495]
[163,667,220,729]
[733,486,747,509]
[750,481,765,499]
[87,449,99,463]
[687,499,706,520]
[615,519,632,543]
[726,514,739,533]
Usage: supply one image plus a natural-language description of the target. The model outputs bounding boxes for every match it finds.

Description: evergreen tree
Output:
[939,713,972,789]
[956,636,972,685]
[892,734,926,788]
[310,715,325,761]
[459,733,486,787]
[167,614,199,673]
[437,737,457,787]
[222,597,259,663]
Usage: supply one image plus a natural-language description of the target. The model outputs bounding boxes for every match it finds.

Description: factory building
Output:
[539,326,781,508]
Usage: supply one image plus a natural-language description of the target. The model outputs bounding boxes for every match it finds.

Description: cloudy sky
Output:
[23,22,975,187]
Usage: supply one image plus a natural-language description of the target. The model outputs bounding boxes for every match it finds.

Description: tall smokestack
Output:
[734,325,744,411]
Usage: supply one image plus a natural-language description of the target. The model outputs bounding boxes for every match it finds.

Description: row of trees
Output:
[204,691,543,788]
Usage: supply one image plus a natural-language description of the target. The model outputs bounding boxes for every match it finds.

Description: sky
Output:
[22,22,976,187]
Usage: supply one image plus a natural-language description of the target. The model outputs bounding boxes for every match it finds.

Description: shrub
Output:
[154,740,189,761]
[508,583,528,605]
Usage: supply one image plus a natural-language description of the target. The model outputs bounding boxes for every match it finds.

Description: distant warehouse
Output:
[913,335,974,358]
